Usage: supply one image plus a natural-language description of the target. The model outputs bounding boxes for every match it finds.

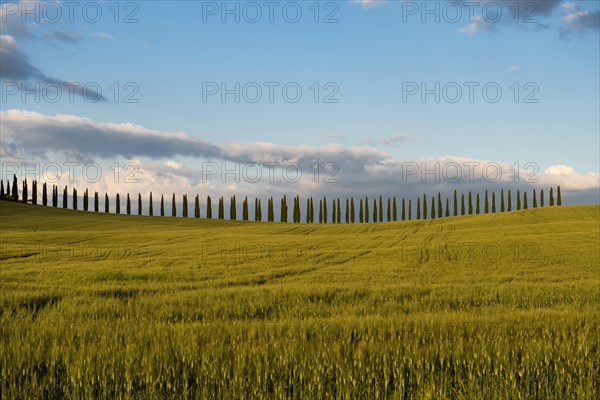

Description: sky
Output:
[1,0,599,214]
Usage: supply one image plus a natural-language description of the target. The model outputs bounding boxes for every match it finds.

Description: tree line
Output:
[0,175,563,223]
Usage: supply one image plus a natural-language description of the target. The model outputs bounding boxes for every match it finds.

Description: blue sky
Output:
[1,0,599,207]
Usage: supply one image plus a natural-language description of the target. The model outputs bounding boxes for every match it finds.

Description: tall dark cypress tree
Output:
[183,195,188,218]
[127,193,131,215]
[540,189,544,207]
[116,193,121,214]
[63,186,68,209]
[22,179,28,204]
[453,190,458,216]
[332,198,337,224]
[345,198,350,223]
[475,193,480,214]
[32,180,37,205]
[194,195,200,218]
[532,190,537,208]
[149,192,153,216]
[94,192,99,212]
[408,199,412,221]
[492,192,496,213]
[373,199,377,223]
[161,195,165,216]
[359,198,363,223]
[468,192,473,215]
[508,190,512,212]
[500,189,505,212]
[231,195,237,221]
[83,188,88,211]
[393,197,397,221]
[0,180,4,197]
[105,193,110,213]
[461,193,465,215]
[364,197,369,223]
[516,190,521,210]
[323,197,328,224]
[387,198,391,222]
[138,193,142,216]
[243,196,249,221]
[401,198,406,221]
[319,199,323,224]
[306,198,311,223]
[42,183,48,206]
[378,196,383,223]
[523,191,528,209]
[207,195,212,219]
[445,197,449,218]
[422,194,427,220]
[417,197,421,220]
[6,181,10,200]
[256,198,261,221]
[258,199,262,221]
[72,187,77,210]
[268,197,274,222]
[337,198,341,224]
[484,190,489,214]
[549,188,554,206]
[431,196,435,220]
[350,198,355,223]
[12,175,18,202]
[172,193,176,217]
[437,193,442,218]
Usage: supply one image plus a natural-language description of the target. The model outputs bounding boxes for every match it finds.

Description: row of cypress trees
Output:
[1,177,563,222]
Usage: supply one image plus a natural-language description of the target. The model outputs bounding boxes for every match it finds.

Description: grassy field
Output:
[0,200,598,399]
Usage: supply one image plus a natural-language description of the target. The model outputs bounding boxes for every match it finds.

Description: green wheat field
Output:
[1,201,599,399]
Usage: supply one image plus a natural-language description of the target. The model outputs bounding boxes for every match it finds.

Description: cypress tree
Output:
[323,197,328,224]
[72,187,77,210]
[373,198,377,222]
[445,197,449,217]
[431,196,435,220]
[475,193,480,214]
[94,192,99,212]
[42,183,48,206]
[6,181,10,200]
[268,197,274,222]
[337,198,341,224]
[345,198,350,223]
[207,196,212,219]
[332,198,337,223]
[402,198,406,221]
[393,197,397,221]
[22,179,28,204]
[492,192,496,213]
[0,180,3,197]
[83,188,88,211]
[408,199,412,221]
[63,186,68,208]
[508,190,512,212]
[540,189,544,207]
[387,198,391,222]
[12,175,18,202]
[53,186,57,207]
[183,194,188,218]
[258,199,262,221]
[149,192,153,216]
[218,197,224,219]
[523,192,528,209]
[280,195,286,223]
[319,199,323,224]
[484,190,489,214]
[138,193,142,216]
[417,197,421,220]
[256,198,260,221]
[461,194,465,215]
[232,195,237,221]
[468,192,472,215]
[116,193,121,214]
[32,181,37,205]
[516,190,521,210]
[532,189,537,208]
[243,196,248,221]
[364,197,369,223]
[359,198,363,223]
[306,198,311,223]
[350,197,355,223]
[453,190,458,216]
[378,196,383,223]
[104,193,109,213]
[161,195,165,216]
[437,193,442,218]
[422,194,427,220]
[550,188,554,206]
[172,193,176,217]
[127,193,131,215]
[500,189,505,212]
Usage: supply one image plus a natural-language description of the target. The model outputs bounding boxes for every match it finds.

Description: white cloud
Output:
[349,0,388,9]
[382,133,410,146]
[509,65,520,72]
[458,16,495,35]
[90,32,114,40]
